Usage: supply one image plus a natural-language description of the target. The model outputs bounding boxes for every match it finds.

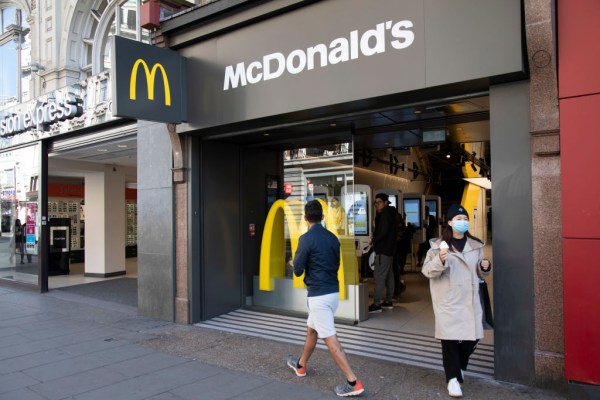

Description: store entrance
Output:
[45,128,138,307]
[237,94,494,359]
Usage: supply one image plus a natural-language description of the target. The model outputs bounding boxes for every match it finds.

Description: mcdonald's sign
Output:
[111,35,187,123]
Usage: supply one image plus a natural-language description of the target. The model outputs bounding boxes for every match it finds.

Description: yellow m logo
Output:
[129,59,171,106]
[259,199,358,300]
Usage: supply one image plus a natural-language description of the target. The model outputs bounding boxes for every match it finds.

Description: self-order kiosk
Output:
[343,184,372,256]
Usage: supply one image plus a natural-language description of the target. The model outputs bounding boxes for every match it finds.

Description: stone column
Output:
[168,124,189,324]
[524,0,564,389]
[84,167,127,277]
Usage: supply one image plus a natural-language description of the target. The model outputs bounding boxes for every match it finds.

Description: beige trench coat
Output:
[421,237,490,341]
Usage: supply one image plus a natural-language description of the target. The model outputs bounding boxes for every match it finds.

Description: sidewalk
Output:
[0,284,567,400]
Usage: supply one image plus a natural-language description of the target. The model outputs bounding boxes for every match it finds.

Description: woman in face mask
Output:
[422,204,491,398]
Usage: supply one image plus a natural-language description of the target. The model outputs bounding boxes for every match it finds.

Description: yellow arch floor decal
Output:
[259,199,358,300]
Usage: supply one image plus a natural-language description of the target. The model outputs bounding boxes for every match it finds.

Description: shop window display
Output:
[0,144,41,285]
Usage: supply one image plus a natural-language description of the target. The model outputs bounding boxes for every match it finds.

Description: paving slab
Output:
[0,283,570,400]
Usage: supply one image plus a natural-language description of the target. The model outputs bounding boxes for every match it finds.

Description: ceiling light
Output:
[97,149,108,152]
[330,123,337,127]
[263,133,270,136]
[446,154,451,158]
[117,144,128,148]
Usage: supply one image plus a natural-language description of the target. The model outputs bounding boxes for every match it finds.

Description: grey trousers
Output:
[373,253,394,304]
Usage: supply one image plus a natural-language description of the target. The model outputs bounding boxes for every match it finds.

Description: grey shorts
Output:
[306,292,339,339]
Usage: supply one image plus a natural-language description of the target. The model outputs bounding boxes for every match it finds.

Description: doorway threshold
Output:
[194,308,494,379]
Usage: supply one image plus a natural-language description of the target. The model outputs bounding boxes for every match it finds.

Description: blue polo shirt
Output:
[293,223,340,297]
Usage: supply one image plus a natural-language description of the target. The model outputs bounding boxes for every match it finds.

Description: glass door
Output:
[254,141,364,323]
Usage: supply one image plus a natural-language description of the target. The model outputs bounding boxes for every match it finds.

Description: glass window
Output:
[0,145,41,286]
[99,78,108,101]
[0,7,31,105]
[254,141,360,322]
[95,1,141,73]
[90,0,192,73]
[1,8,17,32]
[101,19,116,72]
[20,26,31,103]
[0,40,18,107]
[120,0,137,36]
[141,28,150,44]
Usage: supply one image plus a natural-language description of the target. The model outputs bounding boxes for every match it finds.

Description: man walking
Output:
[369,193,397,313]
[287,200,365,397]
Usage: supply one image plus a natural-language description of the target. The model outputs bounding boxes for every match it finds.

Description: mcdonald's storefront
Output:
[2,0,596,394]
[128,0,579,391]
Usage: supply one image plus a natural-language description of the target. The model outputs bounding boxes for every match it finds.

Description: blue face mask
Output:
[452,220,469,234]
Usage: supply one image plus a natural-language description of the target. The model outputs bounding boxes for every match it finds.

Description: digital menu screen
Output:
[403,198,421,228]
[347,192,369,236]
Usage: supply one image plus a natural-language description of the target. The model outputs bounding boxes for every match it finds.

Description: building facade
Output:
[0,2,191,288]
[2,0,600,397]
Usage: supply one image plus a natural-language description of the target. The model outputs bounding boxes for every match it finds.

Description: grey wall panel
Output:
[201,141,242,319]
[137,253,174,320]
[137,121,174,321]
[241,148,280,297]
[424,0,523,86]
[137,121,173,190]
[490,81,535,385]
[138,187,173,256]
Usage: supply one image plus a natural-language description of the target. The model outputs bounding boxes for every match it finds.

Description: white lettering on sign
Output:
[223,19,414,91]
[0,93,84,137]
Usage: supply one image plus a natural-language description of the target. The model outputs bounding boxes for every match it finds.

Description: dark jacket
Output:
[373,205,397,256]
[293,223,340,297]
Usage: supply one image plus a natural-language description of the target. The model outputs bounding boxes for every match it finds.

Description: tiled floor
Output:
[359,270,494,346]
[48,258,137,289]
[359,242,494,345]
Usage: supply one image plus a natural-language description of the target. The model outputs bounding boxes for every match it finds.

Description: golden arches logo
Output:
[129,59,172,106]
[259,199,358,300]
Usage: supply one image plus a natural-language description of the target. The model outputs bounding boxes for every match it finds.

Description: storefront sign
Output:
[0,94,83,137]
[1,189,15,199]
[112,36,187,123]
[48,183,85,198]
[181,0,524,131]
[224,19,415,90]
[0,71,118,149]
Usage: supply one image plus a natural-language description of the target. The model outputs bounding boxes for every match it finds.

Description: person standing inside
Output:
[392,212,411,298]
[368,193,397,313]
[418,206,438,266]
[328,197,346,235]
[422,205,491,398]
[15,219,31,264]
[287,200,365,397]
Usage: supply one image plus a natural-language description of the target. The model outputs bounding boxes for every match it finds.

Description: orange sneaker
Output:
[335,379,365,396]
[286,355,306,377]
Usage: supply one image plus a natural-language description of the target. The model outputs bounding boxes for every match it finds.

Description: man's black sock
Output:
[347,380,356,386]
